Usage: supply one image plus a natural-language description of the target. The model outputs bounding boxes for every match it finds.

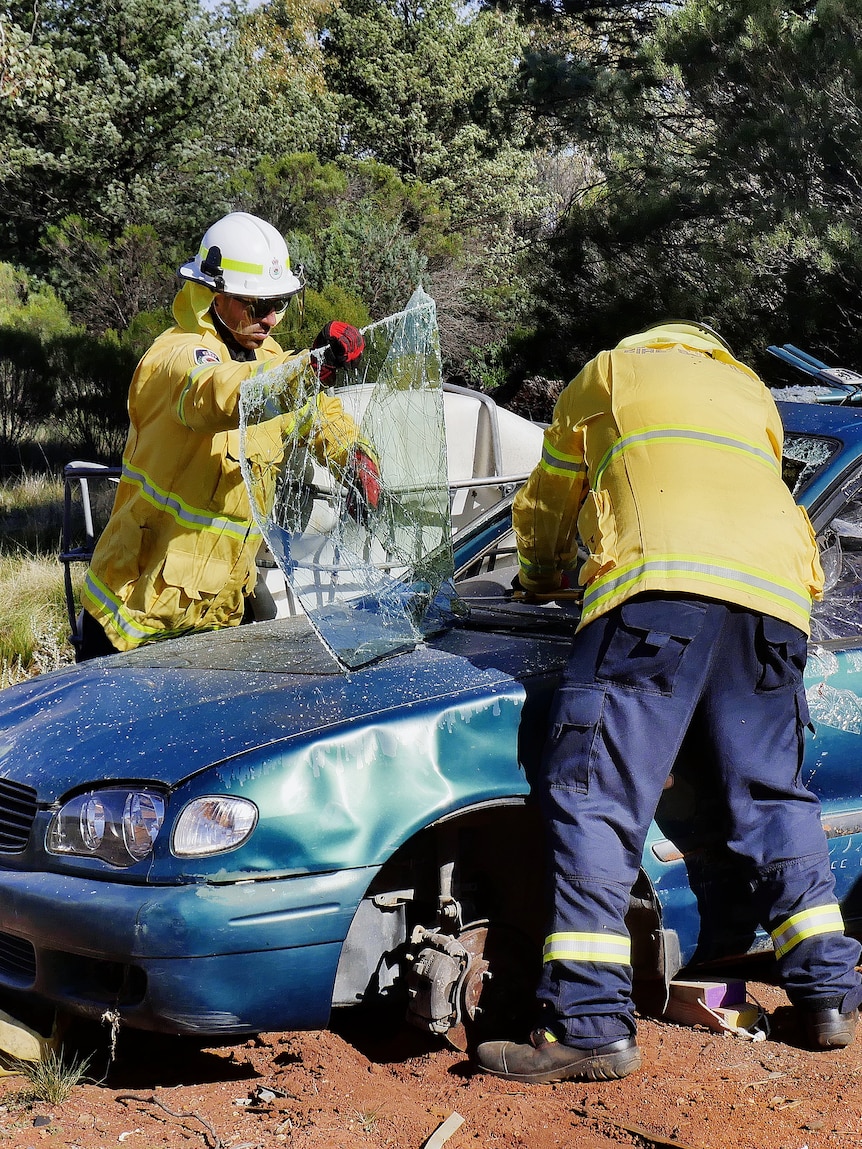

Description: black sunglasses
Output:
[230,294,295,319]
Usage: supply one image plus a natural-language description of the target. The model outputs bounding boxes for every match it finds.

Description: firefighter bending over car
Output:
[476,321,862,1084]
[78,212,380,661]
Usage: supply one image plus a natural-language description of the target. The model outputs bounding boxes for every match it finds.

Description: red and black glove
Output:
[345,447,381,521]
[313,321,365,384]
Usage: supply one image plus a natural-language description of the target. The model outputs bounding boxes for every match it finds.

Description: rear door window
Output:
[782,433,841,498]
[810,468,862,645]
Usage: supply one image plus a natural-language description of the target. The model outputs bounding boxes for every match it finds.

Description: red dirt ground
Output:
[0,978,858,1149]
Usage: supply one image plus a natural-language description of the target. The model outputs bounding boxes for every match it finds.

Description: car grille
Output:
[0,932,36,984]
[0,779,37,852]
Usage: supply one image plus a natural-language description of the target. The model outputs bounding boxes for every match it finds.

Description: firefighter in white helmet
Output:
[78,212,379,659]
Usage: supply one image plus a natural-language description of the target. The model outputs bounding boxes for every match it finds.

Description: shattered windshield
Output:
[782,433,839,498]
[238,287,464,670]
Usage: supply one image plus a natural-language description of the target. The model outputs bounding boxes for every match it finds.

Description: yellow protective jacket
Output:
[513,325,824,635]
[83,282,362,651]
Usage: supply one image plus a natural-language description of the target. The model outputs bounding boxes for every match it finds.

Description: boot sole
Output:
[808,1028,855,1050]
[484,1045,642,1084]
[799,1008,858,1051]
[803,1016,857,1050]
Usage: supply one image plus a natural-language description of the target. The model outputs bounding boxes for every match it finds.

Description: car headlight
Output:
[172,797,258,857]
[47,789,166,867]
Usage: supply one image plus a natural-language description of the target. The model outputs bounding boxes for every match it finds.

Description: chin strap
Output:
[210,304,256,362]
[211,300,242,337]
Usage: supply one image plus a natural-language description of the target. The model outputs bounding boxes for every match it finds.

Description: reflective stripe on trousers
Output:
[543,932,631,965]
[772,903,846,959]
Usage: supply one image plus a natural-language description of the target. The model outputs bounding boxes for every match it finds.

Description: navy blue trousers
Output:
[535,594,862,1047]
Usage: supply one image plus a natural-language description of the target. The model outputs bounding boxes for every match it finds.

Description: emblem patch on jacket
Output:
[194,348,221,365]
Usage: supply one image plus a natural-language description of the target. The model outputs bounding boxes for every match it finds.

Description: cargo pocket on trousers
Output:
[596,598,706,694]
[543,686,605,795]
[756,615,808,692]
[791,686,814,779]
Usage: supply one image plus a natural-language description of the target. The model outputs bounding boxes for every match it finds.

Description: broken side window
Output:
[782,433,840,498]
[810,466,862,645]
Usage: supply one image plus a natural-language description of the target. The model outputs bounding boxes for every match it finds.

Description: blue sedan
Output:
[0,394,860,1046]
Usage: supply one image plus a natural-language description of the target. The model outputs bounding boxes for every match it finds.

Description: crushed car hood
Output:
[0,616,532,797]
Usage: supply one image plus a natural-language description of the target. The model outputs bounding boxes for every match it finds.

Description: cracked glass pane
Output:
[810,469,862,644]
[782,433,839,498]
[238,287,464,669]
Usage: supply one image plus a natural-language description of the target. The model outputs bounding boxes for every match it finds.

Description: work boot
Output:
[475,1027,641,1084]
[798,1007,858,1050]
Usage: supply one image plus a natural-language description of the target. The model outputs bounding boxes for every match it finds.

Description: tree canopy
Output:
[2,0,862,444]
[509,0,862,380]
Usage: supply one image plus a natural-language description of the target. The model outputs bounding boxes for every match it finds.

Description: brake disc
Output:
[405,921,537,1052]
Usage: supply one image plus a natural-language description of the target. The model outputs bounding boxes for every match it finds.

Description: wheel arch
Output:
[331,796,677,1028]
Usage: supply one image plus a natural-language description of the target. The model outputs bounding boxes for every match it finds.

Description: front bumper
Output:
[0,865,377,1035]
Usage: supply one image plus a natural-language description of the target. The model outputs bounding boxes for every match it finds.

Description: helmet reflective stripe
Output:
[200,246,265,278]
[666,320,732,353]
[120,462,259,540]
[771,904,845,959]
[543,931,631,965]
[582,555,812,626]
[592,425,780,488]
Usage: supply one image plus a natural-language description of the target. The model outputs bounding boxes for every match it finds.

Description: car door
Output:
[801,445,862,935]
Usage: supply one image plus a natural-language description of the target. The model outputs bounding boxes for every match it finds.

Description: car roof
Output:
[778,398,862,511]
[778,396,862,443]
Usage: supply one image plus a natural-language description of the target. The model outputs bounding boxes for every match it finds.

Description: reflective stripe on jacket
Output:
[83,282,362,651]
[512,331,824,634]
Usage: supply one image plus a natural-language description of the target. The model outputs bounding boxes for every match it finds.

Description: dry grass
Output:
[0,554,78,686]
[0,471,64,512]
[0,473,65,555]
[4,1048,92,1106]
[0,472,80,684]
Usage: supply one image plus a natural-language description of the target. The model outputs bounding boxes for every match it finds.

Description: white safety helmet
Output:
[178,212,304,299]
